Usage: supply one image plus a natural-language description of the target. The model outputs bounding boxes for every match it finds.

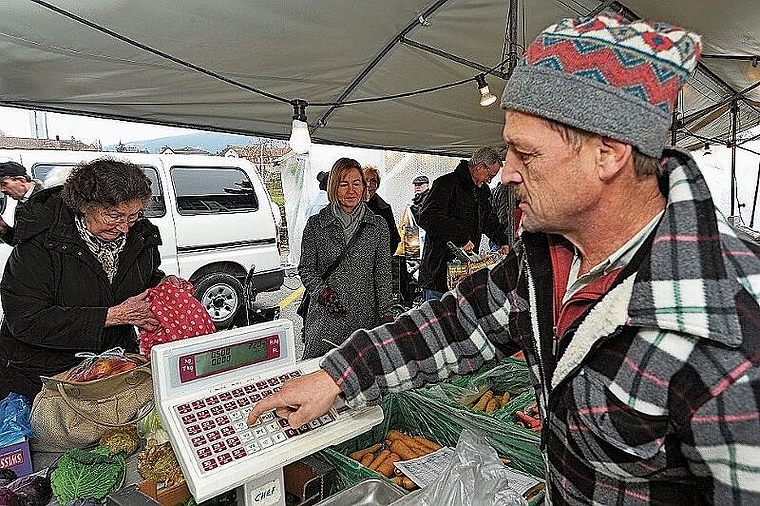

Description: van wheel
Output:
[194,273,244,330]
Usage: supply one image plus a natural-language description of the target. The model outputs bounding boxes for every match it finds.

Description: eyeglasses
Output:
[100,210,144,226]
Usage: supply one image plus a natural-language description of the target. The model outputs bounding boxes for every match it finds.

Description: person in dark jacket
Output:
[0,158,192,400]
[363,165,401,254]
[417,147,510,299]
[0,161,45,245]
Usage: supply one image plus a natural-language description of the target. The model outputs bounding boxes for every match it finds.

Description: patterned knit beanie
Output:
[501,15,701,158]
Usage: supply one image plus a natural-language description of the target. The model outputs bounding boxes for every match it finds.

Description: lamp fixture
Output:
[289,99,311,155]
[703,142,712,156]
[476,74,497,107]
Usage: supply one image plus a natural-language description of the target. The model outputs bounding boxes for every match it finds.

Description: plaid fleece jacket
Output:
[322,149,760,505]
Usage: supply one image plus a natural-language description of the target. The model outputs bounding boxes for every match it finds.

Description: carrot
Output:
[376,453,400,477]
[385,430,407,442]
[412,436,441,452]
[389,439,418,461]
[391,476,405,486]
[500,391,511,405]
[485,398,500,413]
[350,443,382,461]
[516,410,540,428]
[360,452,375,467]
[472,390,493,411]
[368,449,390,471]
[500,457,512,466]
[401,477,418,490]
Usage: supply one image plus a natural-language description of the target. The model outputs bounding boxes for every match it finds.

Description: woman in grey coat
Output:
[299,158,393,359]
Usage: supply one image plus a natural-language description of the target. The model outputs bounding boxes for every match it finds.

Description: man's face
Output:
[473,162,501,187]
[413,182,428,195]
[501,110,599,235]
[0,176,30,200]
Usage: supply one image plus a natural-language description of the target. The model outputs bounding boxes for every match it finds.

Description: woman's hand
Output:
[106,289,160,331]
[162,275,194,291]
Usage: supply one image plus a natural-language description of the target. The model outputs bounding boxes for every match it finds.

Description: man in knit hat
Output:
[249,15,760,504]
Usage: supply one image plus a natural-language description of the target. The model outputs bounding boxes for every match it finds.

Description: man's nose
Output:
[501,151,523,185]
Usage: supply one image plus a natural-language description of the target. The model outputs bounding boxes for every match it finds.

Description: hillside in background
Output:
[104,132,286,154]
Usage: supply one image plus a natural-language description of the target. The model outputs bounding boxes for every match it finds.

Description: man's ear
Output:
[597,136,633,181]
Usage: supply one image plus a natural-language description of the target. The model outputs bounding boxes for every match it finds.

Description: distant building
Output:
[0,136,97,151]
[116,142,149,154]
[160,145,211,155]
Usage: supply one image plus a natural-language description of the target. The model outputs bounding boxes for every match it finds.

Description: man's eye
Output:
[517,151,534,164]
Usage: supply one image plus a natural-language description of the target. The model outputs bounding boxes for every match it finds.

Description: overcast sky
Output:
[0,106,197,146]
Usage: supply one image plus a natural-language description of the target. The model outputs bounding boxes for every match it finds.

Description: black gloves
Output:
[317,286,347,317]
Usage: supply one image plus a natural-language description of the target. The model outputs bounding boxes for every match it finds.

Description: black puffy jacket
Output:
[417,160,508,292]
[0,188,164,400]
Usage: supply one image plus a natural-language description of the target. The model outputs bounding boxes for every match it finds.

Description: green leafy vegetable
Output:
[51,446,126,505]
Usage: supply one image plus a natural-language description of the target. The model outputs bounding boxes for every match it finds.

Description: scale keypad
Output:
[173,369,336,474]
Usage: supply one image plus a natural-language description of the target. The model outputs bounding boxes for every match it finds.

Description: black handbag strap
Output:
[320,222,367,281]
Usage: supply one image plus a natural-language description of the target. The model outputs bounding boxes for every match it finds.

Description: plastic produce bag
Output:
[0,392,34,446]
[65,347,140,382]
[389,429,527,506]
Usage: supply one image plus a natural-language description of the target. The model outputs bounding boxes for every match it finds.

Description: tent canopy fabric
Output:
[1,0,758,157]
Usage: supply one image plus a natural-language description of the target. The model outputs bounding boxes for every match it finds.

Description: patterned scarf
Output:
[332,201,366,243]
[75,214,127,283]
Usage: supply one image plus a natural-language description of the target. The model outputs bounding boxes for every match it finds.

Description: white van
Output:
[0,150,285,329]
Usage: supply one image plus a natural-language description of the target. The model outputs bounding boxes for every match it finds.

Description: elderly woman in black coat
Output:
[299,158,393,359]
[0,158,192,400]
[363,165,401,254]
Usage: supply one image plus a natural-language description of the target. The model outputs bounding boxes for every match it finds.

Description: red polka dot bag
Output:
[139,280,217,356]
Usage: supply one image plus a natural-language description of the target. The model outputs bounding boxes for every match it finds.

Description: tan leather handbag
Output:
[29,354,153,452]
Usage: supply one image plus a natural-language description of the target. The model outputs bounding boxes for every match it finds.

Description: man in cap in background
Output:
[417,146,510,300]
[395,174,429,260]
[0,161,44,245]
[250,14,760,504]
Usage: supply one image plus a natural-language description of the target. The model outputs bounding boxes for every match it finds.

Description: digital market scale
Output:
[152,319,384,505]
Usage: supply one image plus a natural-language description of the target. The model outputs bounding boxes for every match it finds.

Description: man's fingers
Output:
[247,394,281,424]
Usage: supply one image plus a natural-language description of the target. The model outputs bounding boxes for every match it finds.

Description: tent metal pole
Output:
[731,100,738,216]
[750,162,760,228]
[671,93,679,146]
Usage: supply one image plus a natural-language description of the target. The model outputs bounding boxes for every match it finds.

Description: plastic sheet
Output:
[388,429,527,506]
[0,392,34,446]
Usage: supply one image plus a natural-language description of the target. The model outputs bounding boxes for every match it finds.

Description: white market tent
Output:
[1,0,758,159]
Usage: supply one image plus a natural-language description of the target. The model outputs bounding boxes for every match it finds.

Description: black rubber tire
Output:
[193,272,244,330]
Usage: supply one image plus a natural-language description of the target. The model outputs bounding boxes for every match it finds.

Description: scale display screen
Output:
[178,335,281,383]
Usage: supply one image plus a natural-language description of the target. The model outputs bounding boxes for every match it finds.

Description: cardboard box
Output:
[0,438,32,477]
[284,455,338,506]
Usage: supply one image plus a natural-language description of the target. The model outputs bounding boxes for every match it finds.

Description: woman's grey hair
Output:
[62,158,152,213]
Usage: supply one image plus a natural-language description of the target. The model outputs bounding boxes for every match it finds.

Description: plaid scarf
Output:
[75,214,127,283]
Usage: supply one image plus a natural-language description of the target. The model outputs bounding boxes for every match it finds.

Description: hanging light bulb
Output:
[476,74,497,107]
[703,142,712,156]
[289,99,311,155]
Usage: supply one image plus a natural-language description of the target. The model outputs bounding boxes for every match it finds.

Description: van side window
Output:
[142,167,166,218]
[32,163,166,218]
[0,193,6,214]
[171,167,259,215]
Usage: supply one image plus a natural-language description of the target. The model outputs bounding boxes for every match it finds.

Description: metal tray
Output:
[315,478,406,506]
